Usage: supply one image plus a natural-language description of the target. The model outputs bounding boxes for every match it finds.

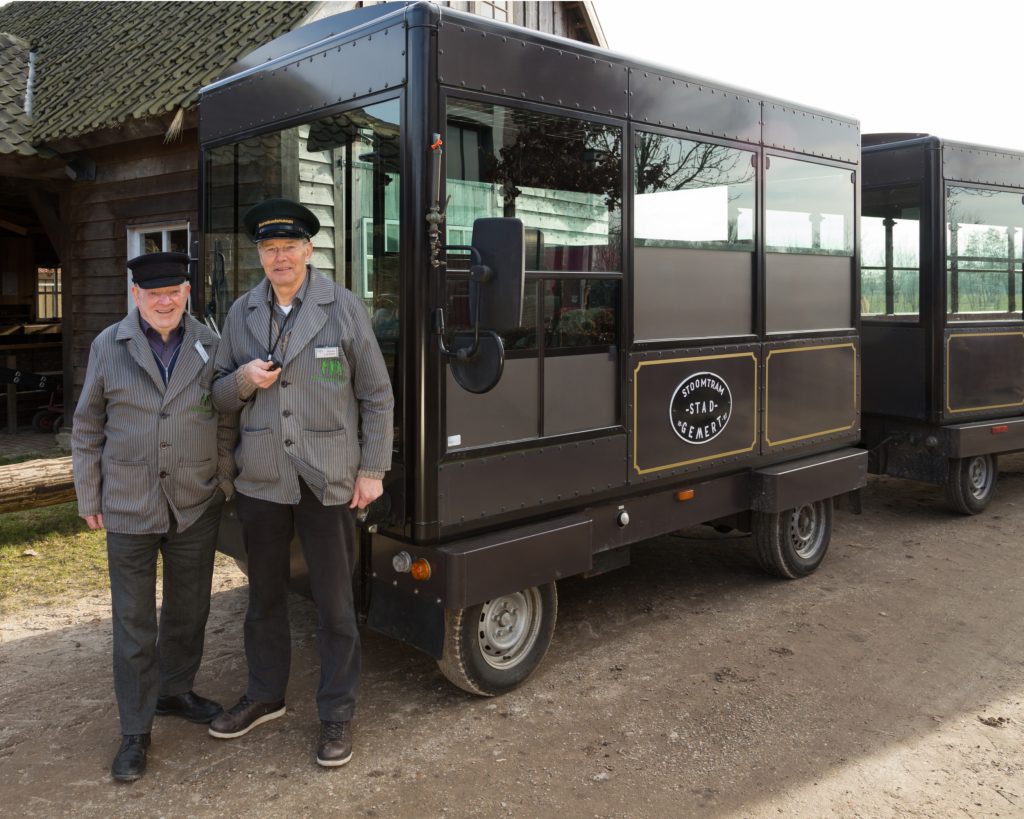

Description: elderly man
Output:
[72,252,233,782]
[208,198,393,768]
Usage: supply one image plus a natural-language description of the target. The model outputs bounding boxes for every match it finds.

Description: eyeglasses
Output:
[258,241,307,258]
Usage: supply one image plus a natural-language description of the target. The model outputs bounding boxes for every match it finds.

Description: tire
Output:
[52,414,64,434]
[31,410,54,433]
[945,454,997,515]
[753,497,833,579]
[438,583,557,696]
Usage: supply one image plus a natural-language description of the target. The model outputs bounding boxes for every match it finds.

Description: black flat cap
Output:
[127,252,190,289]
[243,197,320,242]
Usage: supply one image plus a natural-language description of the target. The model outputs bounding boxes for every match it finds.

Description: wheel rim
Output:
[966,456,993,500]
[787,503,824,560]
[477,589,542,670]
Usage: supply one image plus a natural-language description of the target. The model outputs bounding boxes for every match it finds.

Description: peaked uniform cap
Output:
[244,198,320,242]
[127,252,190,289]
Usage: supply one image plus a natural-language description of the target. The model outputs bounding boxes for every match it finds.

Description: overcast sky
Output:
[593,0,1021,150]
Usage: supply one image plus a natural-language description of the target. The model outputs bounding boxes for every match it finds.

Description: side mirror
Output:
[469,217,525,330]
[435,217,525,394]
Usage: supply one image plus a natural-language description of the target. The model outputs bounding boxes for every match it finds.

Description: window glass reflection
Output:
[766,157,853,255]
[634,133,754,251]
[204,99,403,446]
[946,186,1024,318]
[445,98,622,272]
[861,186,921,318]
[543,278,619,350]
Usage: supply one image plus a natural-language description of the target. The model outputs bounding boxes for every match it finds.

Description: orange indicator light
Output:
[992,425,1009,434]
[675,489,695,502]
[410,559,432,581]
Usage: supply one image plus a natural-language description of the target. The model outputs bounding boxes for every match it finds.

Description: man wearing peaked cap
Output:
[72,251,235,782]
[209,197,393,769]
[243,197,321,242]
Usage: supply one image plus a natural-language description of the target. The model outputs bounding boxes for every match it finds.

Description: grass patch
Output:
[0,503,239,616]
[0,501,108,614]
[0,452,56,466]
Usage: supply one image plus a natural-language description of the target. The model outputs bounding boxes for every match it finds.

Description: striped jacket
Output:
[211,267,393,506]
[72,311,234,535]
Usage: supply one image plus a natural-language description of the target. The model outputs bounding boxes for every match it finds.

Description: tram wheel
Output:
[945,454,997,515]
[438,582,557,696]
[752,498,833,579]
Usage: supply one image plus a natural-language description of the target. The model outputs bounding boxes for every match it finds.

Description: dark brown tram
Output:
[861,134,1024,513]
[200,2,866,694]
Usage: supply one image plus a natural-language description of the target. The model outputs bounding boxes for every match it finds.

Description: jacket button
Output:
[159,471,168,478]
[284,439,293,447]
[160,442,170,448]
[281,380,290,388]
[282,410,292,417]
[159,412,169,419]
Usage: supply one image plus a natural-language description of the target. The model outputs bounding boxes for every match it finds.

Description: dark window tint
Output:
[543,278,619,350]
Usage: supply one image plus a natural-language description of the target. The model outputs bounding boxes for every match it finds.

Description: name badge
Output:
[195,341,209,363]
[315,346,340,359]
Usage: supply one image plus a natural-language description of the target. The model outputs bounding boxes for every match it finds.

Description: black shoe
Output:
[316,720,352,768]
[208,695,285,739]
[111,734,150,782]
[156,691,224,724]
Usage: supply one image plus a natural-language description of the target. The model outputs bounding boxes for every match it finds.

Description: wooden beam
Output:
[26,188,62,254]
[0,218,28,236]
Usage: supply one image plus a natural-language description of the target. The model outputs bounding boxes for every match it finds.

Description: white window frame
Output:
[126,221,191,311]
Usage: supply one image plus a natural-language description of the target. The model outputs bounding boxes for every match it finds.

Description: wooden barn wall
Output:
[445,1,586,40]
[65,130,199,403]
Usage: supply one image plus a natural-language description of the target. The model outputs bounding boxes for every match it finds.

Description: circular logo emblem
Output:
[669,371,732,445]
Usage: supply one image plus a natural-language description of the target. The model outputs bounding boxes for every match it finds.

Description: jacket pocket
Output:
[101,459,149,518]
[237,428,280,484]
[302,428,350,487]
[173,458,218,511]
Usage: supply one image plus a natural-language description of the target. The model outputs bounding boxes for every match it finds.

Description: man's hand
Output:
[83,514,105,530]
[242,358,282,390]
[350,476,383,510]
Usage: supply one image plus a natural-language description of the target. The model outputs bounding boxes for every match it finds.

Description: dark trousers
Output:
[106,494,223,735]
[235,481,360,722]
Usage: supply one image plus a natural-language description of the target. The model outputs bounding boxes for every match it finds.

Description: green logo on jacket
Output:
[190,392,212,413]
[314,359,345,382]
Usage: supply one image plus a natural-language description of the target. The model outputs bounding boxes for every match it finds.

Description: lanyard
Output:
[267,295,296,365]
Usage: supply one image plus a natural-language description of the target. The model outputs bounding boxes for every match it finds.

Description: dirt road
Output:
[2,460,1024,818]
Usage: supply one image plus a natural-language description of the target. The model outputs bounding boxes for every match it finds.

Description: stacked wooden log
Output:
[0,456,75,513]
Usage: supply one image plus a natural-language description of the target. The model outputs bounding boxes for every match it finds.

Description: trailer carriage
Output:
[201,2,866,694]
[861,134,1024,514]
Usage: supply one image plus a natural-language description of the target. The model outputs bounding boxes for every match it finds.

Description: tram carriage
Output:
[861,134,1024,514]
[200,1,866,695]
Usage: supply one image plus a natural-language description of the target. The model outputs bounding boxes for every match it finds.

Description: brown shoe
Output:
[316,720,352,767]
[208,695,285,739]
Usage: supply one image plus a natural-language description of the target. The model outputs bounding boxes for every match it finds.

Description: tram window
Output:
[444,273,539,354]
[861,186,921,319]
[543,278,619,351]
[204,99,403,443]
[633,133,754,251]
[445,98,622,273]
[765,157,853,255]
[946,186,1024,319]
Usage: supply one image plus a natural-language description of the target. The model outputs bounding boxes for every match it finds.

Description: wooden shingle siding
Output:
[66,132,200,396]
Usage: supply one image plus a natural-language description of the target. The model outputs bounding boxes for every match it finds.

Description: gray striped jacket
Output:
[72,311,235,535]
[211,267,393,506]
